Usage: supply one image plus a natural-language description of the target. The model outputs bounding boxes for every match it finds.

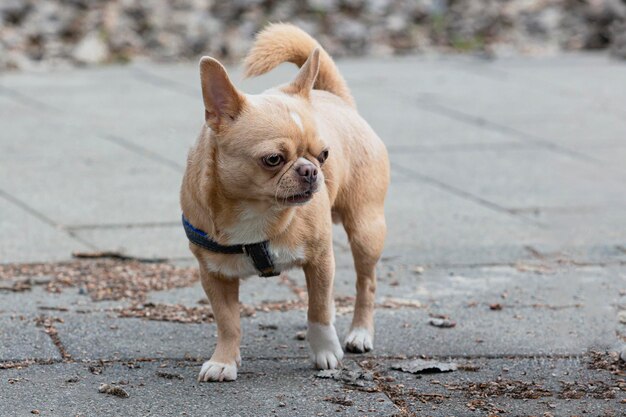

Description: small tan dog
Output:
[180,23,389,382]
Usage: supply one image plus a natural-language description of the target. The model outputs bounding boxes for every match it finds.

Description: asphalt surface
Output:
[1,53,625,416]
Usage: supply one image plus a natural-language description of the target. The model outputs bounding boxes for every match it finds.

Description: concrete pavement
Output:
[1,53,625,416]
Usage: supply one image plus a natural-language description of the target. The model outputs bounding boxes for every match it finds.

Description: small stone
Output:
[412,266,424,274]
[73,32,109,64]
[391,359,457,374]
[428,317,456,328]
[30,411,39,415]
[98,383,129,398]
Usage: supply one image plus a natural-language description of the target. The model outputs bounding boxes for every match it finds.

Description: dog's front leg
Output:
[304,248,343,369]
[197,264,241,382]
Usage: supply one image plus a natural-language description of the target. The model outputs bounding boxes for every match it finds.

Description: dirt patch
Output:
[155,370,184,380]
[323,396,354,406]
[588,350,626,376]
[559,380,617,400]
[0,279,33,292]
[115,302,262,323]
[0,260,198,302]
[465,399,506,414]
[116,303,217,324]
[445,378,552,400]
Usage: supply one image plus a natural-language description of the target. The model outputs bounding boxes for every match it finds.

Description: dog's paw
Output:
[344,327,373,353]
[197,360,237,382]
[313,348,343,369]
[308,322,344,369]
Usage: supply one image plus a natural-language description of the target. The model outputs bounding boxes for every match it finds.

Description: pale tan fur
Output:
[180,24,389,382]
[244,23,355,108]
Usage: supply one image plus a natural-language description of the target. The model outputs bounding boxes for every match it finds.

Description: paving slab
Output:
[0,197,89,264]
[371,60,626,152]
[1,67,199,165]
[1,360,397,417]
[0,315,60,362]
[0,110,181,226]
[72,225,188,260]
[487,55,626,113]
[352,88,527,150]
[380,174,540,265]
[392,148,626,212]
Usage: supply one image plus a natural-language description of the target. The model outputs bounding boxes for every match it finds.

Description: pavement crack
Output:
[34,315,71,361]
[130,67,198,98]
[392,163,544,226]
[66,221,180,231]
[98,133,184,173]
[0,188,98,250]
[0,85,62,113]
[386,142,532,153]
[523,245,547,259]
[411,97,601,165]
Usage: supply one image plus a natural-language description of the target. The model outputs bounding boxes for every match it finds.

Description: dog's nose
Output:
[296,164,318,183]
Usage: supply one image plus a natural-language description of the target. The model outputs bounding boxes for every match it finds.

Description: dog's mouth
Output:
[282,190,314,205]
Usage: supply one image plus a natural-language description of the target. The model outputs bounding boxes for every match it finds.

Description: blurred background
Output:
[1,0,626,71]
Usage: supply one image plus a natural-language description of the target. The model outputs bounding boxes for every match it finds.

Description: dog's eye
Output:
[317,149,329,164]
[262,154,284,168]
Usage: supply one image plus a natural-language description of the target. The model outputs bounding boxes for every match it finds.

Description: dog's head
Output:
[198,49,328,207]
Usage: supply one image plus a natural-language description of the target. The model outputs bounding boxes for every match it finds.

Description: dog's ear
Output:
[199,57,246,133]
[283,48,320,99]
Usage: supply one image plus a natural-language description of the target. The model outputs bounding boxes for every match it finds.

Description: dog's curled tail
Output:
[244,23,355,107]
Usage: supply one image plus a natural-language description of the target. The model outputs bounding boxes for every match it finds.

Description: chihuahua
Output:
[180,23,389,382]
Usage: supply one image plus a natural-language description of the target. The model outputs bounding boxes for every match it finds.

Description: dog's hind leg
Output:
[342,205,386,353]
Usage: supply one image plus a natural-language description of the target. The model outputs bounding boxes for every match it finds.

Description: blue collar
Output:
[182,215,279,277]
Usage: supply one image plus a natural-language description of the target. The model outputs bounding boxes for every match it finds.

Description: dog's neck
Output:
[210,195,296,245]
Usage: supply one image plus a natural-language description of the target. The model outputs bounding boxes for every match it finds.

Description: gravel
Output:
[2,0,626,71]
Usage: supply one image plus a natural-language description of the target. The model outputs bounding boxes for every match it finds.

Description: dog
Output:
[180,23,389,382]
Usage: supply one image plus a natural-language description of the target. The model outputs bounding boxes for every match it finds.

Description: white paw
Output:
[308,322,344,370]
[344,327,373,353]
[312,348,343,369]
[197,360,237,382]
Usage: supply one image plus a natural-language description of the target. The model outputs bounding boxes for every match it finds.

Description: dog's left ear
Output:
[283,48,320,99]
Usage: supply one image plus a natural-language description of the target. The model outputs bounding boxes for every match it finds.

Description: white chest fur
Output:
[203,244,305,278]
